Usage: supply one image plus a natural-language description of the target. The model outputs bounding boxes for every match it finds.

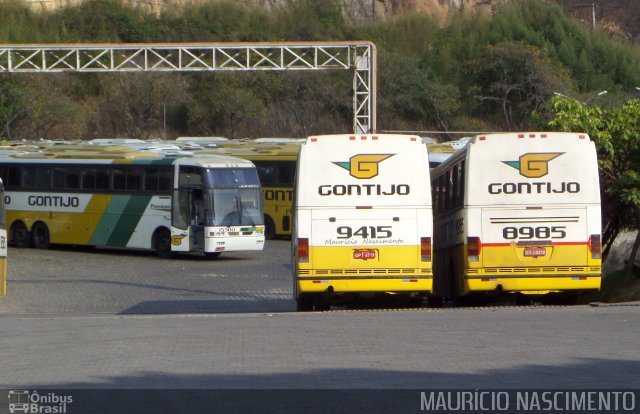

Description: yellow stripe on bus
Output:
[304,245,429,270]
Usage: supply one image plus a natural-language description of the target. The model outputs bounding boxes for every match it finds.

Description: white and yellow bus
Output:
[0,151,265,258]
[431,132,601,303]
[292,134,434,311]
[0,179,7,297]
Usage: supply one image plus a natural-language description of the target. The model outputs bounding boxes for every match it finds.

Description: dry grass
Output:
[581,268,640,304]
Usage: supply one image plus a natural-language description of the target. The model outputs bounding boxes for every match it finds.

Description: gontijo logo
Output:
[333,154,394,179]
[502,153,564,178]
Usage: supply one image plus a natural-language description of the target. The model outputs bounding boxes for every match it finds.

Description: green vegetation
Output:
[581,269,640,304]
[0,0,639,139]
[544,96,640,273]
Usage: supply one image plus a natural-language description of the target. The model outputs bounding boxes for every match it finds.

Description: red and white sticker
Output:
[353,249,376,260]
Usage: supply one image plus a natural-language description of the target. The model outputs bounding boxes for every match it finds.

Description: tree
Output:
[547,96,640,278]
[98,73,187,139]
[470,41,573,130]
[186,73,265,138]
[0,75,28,140]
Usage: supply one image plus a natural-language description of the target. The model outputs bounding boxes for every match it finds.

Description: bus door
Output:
[189,189,206,251]
[171,188,193,253]
[172,166,208,253]
[171,189,206,252]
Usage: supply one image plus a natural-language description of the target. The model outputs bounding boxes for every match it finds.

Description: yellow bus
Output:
[292,134,434,311]
[0,178,7,297]
[431,132,601,303]
[0,150,265,258]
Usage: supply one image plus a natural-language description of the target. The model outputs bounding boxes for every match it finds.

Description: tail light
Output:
[298,238,309,263]
[421,237,431,262]
[467,237,480,262]
[589,234,601,259]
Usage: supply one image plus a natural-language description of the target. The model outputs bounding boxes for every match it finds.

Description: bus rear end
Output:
[463,132,601,298]
[293,134,433,311]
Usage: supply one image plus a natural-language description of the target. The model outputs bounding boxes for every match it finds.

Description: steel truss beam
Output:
[0,42,376,134]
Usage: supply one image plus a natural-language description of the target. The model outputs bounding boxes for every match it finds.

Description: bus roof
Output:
[297,133,431,207]
[432,131,600,205]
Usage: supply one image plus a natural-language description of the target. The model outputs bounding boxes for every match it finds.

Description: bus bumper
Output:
[296,276,432,295]
[205,236,265,252]
[465,274,601,294]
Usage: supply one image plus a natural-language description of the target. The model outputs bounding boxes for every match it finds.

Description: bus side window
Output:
[277,162,295,185]
[127,168,143,191]
[23,166,35,189]
[7,166,21,189]
[145,168,160,192]
[158,168,172,191]
[144,167,173,192]
[458,161,465,207]
[96,167,110,190]
[52,167,65,189]
[66,168,80,190]
[82,168,97,190]
[113,168,126,190]
[0,167,6,187]
[451,165,459,207]
[179,166,202,187]
[254,162,275,186]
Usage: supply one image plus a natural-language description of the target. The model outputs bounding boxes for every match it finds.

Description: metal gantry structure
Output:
[0,42,377,134]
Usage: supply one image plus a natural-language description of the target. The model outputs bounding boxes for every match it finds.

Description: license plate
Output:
[353,249,376,260]
[524,247,546,257]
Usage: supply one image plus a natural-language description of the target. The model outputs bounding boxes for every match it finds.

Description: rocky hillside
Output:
[21,0,640,40]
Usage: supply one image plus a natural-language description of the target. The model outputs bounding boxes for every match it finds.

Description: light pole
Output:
[583,90,607,104]
[553,90,607,104]
[553,92,572,100]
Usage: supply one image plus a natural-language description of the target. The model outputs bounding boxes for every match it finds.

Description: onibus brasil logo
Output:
[333,154,394,179]
[8,390,73,413]
[502,152,564,178]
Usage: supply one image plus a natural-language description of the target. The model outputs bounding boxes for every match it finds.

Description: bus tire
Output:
[31,222,50,249]
[154,228,173,259]
[264,215,275,240]
[204,252,221,258]
[296,295,314,312]
[11,222,31,248]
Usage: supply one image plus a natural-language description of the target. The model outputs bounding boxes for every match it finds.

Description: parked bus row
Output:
[291,132,602,310]
[0,132,602,310]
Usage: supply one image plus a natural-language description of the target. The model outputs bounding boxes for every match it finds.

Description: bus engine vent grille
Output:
[483,266,589,274]
[313,268,418,275]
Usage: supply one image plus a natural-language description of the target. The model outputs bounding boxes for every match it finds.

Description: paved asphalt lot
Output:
[0,241,293,315]
[0,241,638,397]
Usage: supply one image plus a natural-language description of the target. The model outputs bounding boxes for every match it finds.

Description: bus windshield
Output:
[205,168,260,188]
[209,188,264,226]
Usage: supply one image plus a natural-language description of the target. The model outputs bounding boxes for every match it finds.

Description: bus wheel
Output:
[264,216,275,240]
[296,295,314,312]
[31,222,50,249]
[204,252,221,258]
[154,229,173,259]
[11,222,31,248]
